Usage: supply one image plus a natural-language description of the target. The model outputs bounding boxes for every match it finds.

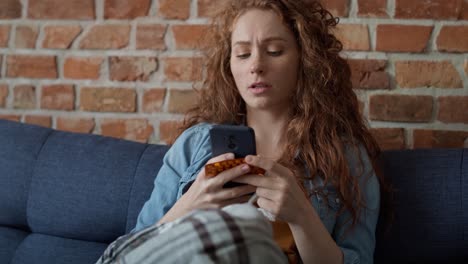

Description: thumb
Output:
[198,153,235,180]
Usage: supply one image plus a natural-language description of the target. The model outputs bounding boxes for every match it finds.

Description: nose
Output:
[250,64,264,74]
[250,54,264,74]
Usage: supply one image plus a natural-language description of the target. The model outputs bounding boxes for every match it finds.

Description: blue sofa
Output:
[0,119,467,264]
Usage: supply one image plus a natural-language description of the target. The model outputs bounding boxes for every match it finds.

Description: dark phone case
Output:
[209,125,256,158]
[209,125,257,188]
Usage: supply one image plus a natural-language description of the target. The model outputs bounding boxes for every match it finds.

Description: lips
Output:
[249,82,271,89]
[248,82,271,95]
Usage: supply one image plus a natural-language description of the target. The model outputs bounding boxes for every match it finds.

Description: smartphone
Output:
[208,124,258,188]
[210,124,256,158]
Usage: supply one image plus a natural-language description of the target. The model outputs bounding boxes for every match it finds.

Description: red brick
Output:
[56,117,95,133]
[0,0,22,19]
[24,115,51,128]
[136,24,167,50]
[395,0,463,20]
[7,55,57,79]
[80,87,136,112]
[15,25,39,49]
[437,96,468,124]
[168,89,197,113]
[376,25,433,52]
[28,0,95,19]
[13,85,36,109]
[172,25,211,50]
[42,25,82,49]
[143,88,166,113]
[333,24,370,51]
[348,59,390,89]
[320,0,350,17]
[436,26,468,52]
[369,95,433,122]
[101,118,154,143]
[197,0,228,17]
[413,130,468,148]
[79,25,130,49]
[64,57,103,80]
[0,115,20,122]
[395,61,462,88]
[159,120,183,143]
[0,25,11,47]
[357,0,388,17]
[105,0,151,19]
[109,56,158,82]
[41,84,75,110]
[370,128,406,150]
[461,0,468,19]
[0,84,8,107]
[158,0,190,20]
[164,57,203,81]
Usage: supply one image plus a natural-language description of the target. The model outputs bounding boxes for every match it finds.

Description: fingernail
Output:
[245,156,252,162]
[241,164,250,172]
[226,153,235,159]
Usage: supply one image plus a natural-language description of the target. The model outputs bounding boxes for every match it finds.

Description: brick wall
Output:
[0,0,467,149]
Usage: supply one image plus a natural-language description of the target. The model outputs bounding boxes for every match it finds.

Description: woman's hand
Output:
[158,153,256,224]
[234,155,313,224]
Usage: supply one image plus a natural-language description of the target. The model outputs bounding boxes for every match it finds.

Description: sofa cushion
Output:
[126,144,169,233]
[10,233,107,264]
[27,130,149,243]
[1,120,170,244]
[0,227,29,261]
[375,148,467,263]
[0,120,171,264]
[0,121,51,230]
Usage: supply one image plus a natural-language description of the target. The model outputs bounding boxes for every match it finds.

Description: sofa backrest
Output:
[0,119,170,240]
[1,119,467,263]
[374,148,468,263]
[0,120,169,263]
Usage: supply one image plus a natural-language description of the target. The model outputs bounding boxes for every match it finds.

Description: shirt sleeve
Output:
[132,124,212,232]
[333,145,381,264]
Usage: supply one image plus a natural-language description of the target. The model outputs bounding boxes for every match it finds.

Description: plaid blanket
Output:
[96,204,288,264]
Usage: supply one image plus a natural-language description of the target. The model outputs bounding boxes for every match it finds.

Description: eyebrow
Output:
[233,37,287,46]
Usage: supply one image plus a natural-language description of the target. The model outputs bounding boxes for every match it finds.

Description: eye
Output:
[236,53,251,59]
[237,53,250,59]
[267,50,283,56]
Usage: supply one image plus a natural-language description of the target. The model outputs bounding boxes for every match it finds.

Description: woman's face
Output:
[230,8,300,112]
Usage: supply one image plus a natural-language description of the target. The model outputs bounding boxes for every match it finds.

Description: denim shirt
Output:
[134,123,380,264]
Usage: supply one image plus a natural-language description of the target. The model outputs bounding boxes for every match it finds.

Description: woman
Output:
[133,0,382,263]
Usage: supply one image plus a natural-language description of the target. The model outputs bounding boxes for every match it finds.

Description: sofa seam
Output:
[10,129,53,264]
[124,143,150,233]
[25,129,53,231]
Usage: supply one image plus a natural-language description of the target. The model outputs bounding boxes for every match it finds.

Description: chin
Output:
[245,100,272,111]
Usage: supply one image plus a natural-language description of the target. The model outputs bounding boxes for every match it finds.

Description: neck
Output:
[246,107,289,160]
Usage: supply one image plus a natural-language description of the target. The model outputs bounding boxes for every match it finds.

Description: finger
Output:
[256,196,278,215]
[232,174,273,189]
[199,153,235,180]
[244,155,293,181]
[255,187,279,201]
[244,155,275,171]
[212,184,256,201]
[219,195,253,207]
[212,163,251,187]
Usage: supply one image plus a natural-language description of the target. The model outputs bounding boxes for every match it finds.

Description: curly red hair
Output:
[174,0,385,229]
